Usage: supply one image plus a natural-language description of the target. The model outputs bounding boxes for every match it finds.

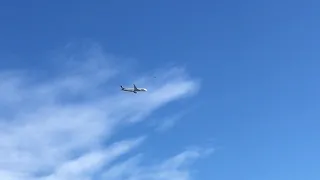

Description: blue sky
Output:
[0,0,319,180]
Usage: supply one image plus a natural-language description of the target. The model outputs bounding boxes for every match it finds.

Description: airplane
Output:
[120,84,147,93]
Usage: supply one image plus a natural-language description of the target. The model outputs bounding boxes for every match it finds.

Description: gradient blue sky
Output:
[0,0,319,180]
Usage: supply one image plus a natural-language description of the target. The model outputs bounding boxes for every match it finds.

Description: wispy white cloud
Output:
[155,113,185,132]
[153,105,199,132]
[0,43,211,180]
[102,147,213,180]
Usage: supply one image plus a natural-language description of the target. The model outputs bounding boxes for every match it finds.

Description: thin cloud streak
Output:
[0,43,211,180]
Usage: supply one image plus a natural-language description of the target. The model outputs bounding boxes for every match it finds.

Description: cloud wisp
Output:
[0,44,211,180]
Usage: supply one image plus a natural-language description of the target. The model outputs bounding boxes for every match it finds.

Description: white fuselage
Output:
[121,84,147,93]
[122,87,147,93]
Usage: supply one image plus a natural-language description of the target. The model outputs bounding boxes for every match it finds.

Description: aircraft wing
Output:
[133,84,138,90]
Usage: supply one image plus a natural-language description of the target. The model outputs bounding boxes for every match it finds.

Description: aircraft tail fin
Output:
[120,85,124,90]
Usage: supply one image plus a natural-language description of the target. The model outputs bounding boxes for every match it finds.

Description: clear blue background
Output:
[1,0,319,179]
